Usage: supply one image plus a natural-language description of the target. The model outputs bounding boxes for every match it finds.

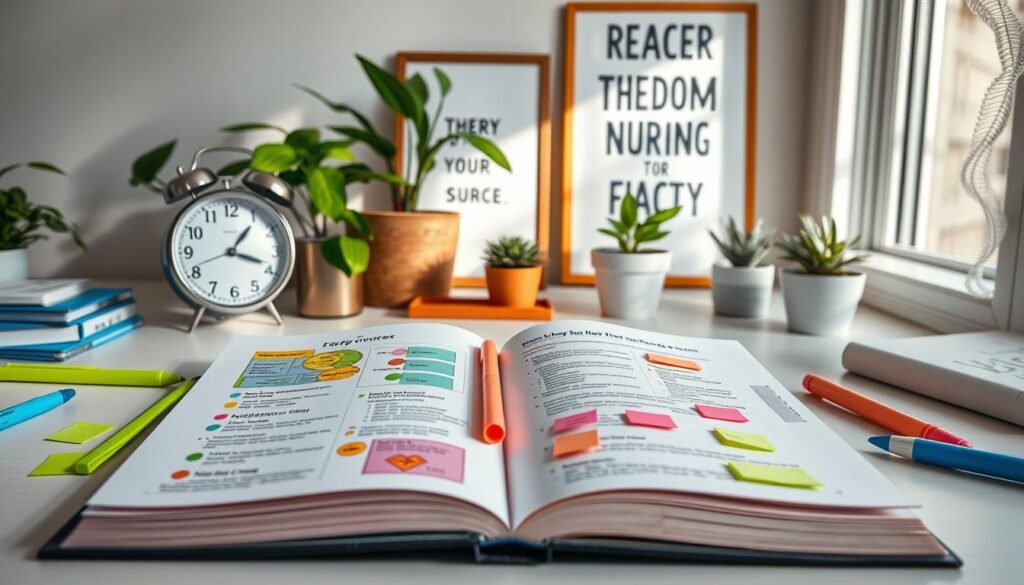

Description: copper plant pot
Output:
[362,210,459,307]
[295,237,364,318]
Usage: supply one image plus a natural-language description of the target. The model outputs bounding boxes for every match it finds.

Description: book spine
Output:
[76,302,137,338]
[842,342,1024,427]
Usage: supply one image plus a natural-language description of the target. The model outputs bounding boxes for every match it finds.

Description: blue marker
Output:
[869,435,1024,484]
[0,389,75,432]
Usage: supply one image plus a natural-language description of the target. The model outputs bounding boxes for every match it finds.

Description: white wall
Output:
[0,0,811,279]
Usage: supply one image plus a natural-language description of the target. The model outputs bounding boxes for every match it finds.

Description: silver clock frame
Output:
[161,187,296,333]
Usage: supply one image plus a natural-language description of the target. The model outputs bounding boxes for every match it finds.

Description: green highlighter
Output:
[74,377,198,474]
[0,363,182,387]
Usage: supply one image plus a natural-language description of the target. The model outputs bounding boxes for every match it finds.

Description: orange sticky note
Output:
[552,429,600,458]
[645,352,702,371]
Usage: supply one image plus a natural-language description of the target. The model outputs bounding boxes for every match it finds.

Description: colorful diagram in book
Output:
[234,349,364,387]
[361,438,465,483]
[358,345,461,392]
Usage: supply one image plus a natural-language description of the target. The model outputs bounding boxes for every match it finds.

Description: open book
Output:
[43,321,957,565]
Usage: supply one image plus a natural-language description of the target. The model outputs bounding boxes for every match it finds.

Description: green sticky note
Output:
[727,461,823,489]
[28,452,87,477]
[713,427,775,452]
[45,422,114,444]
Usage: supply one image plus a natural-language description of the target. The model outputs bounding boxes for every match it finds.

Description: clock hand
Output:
[195,252,228,266]
[236,252,264,264]
[233,225,252,247]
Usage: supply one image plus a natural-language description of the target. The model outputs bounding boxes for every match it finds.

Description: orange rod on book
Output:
[481,340,506,444]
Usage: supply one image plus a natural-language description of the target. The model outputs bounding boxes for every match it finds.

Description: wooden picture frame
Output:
[395,52,551,288]
[561,2,758,286]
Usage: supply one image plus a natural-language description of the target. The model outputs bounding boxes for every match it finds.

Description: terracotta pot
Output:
[485,265,542,307]
[295,237,363,318]
[362,210,459,307]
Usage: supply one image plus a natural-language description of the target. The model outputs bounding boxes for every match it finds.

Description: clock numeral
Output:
[191,266,201,278]
[230,286,240,298]
[208,281,218,294]
[204,209,217,223]
[264,266,275,275]
[271,244,280,258]
[250,280,259,292]
[224,202,239,218]
[183,246,193,259]
[186,226,204,240]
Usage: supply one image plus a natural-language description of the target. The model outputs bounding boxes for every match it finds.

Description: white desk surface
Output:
[2,280,1022,585]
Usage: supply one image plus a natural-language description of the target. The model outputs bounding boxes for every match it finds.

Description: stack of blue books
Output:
[0,287,142,361]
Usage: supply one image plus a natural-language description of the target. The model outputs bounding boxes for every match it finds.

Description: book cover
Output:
[844,331,1024,427]
[0,288,133,324]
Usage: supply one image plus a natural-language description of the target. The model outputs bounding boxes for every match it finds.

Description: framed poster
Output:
[395,52,551,287]
[562,2,757,286]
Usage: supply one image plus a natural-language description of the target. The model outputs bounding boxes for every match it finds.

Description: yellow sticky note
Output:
[727,461,822,489]
[713,427,775,452]
[45,422,114,444]
[28,452,87,477]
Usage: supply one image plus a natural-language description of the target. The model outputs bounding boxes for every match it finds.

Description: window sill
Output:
[857,253,998,332]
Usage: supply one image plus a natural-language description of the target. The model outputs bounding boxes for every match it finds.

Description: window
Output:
[821,0,1024,332]
[879,0,1018,274]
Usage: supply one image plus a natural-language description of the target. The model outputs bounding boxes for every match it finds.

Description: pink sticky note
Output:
[694,404,749,423]
[552,409,598,434]
[624,409,677,429]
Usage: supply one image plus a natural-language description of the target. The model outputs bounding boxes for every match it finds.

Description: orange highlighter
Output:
[802,374,972,447]
[480,340,506,444]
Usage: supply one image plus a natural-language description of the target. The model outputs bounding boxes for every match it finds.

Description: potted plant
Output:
[482,235,543,308]
[776,214,866,336]
[0,162,85,281]
[130,132,372,318]
[591,193,681,319]
[708,217,776,318]
[294,55,510,307]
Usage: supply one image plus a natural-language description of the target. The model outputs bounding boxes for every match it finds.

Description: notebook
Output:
[0,279,89,305]
[41,321,958,566]
[0,315,142,361]
[0,300,137,347]
[844,331,1024,427]
[0,288,133,324]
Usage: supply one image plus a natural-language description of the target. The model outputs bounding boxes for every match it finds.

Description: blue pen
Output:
[869,435,1024,484]
[0,389,75,432]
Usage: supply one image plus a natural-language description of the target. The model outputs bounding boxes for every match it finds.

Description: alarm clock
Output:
[160,146,296,333]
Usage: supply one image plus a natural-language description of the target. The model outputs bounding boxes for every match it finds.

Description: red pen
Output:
[803,374,972,447]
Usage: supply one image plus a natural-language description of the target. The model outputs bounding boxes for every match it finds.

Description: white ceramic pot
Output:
[0,248,29,282]
[780,269,866,336]
[711,263,775,318]
[591,248,671,319]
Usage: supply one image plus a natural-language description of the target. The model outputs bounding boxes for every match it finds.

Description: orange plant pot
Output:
[485,265,542,308]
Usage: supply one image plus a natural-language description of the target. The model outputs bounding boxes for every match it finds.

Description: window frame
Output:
[815,0,1024,332]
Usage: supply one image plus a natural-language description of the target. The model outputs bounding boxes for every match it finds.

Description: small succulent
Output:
[483,236,542,268]
[775,214,865,275]
[598,193,682,253]
[709,216,774,267]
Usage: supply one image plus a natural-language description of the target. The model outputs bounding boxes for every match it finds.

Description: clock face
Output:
[168,191,293,310]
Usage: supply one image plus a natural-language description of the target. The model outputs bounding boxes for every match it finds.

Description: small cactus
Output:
[482,235,542,268]
[775,214,865,275]
[708,216,774,267]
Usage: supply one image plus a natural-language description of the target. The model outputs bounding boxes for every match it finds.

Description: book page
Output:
[501,321,916,529]
[89,323,510,526]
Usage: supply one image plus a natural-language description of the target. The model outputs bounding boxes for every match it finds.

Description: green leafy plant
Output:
[285,55,510,212]
[128,136,372,277]
[0,162,85,251]
[708,216,775,267]
[597,193,682,253]
[482,235,542,268]
[775,214,865,275]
